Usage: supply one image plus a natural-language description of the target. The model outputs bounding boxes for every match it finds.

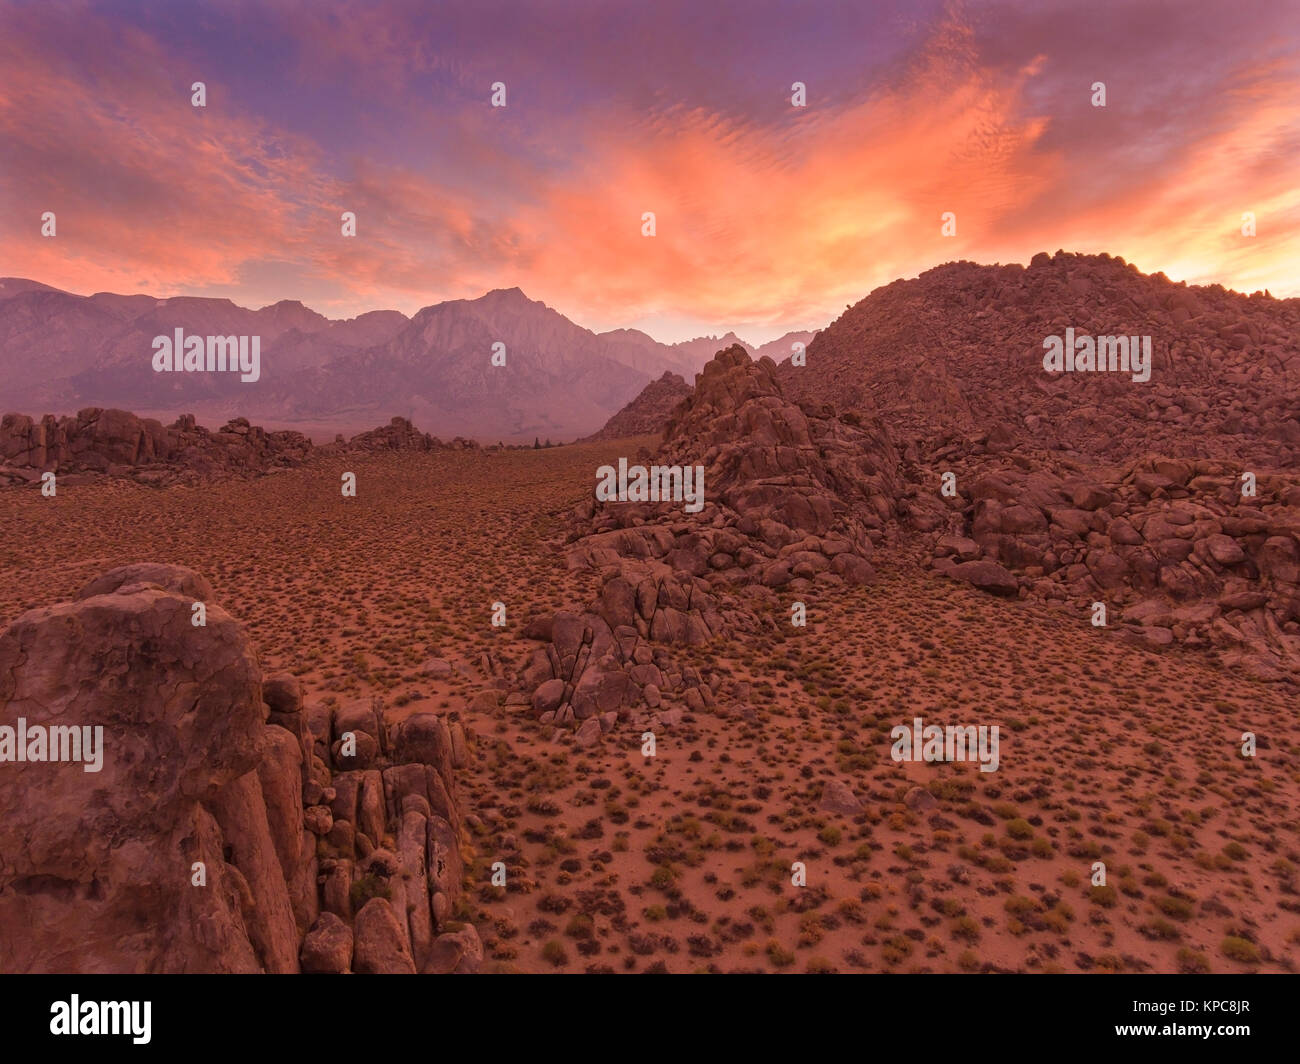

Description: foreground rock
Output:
[0,563,472,973]
[0,563,298,971]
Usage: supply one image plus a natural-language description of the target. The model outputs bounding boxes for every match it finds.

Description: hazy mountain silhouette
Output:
[0,281,703,441]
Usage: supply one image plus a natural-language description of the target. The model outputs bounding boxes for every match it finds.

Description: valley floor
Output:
[3,442,1296,973]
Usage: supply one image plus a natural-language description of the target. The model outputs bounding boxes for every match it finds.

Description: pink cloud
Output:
[0,1,1296,339]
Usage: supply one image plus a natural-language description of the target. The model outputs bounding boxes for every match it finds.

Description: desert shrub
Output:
[1220,937,1260,964]
[1088,884,1118,908]
[1177,948,1212,974]
[1004,895,1039,916]
[349,874,391,911]
[881,936,913,966]
[1139,918,1180,941]
[564,914,594,939]
[766,940,796,968]
[837,898,866,923]
[649,865,676,891]
[1154,895,1194,921]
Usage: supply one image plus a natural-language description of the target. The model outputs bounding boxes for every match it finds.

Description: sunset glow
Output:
[2,0,1297,341]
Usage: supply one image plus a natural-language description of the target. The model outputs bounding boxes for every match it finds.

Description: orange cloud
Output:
[0,2,1296,341]
[502,23,1300,334]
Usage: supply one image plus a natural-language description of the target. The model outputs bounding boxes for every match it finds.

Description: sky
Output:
[1,0,1298,344]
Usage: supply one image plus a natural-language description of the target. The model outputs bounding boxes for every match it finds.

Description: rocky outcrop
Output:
[922,456,1300,680]
[569,346,904,589]
[742,250,1300,682]
[340,416,478,453]
[520,345,908,734]
[529,338,1300,722]
[0,563,299,972]
[518,566,724,734]
[782,250,1300,469]
[0,564,474,973]
[0,408,476,487]
[0,408,312,485]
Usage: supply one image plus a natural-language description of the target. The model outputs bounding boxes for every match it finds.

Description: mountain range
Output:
[0,278,814,443]
[9,250,1294,458]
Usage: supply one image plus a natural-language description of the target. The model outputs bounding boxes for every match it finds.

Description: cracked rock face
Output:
[0,563,473,973]
[571,346,905,591]
[0,564,290,972]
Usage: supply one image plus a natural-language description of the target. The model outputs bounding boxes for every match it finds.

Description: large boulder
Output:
[947,559,1020,597]
[351,897,417,974]
[0,564,302,972]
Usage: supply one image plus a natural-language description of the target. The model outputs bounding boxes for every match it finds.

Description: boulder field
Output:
[519,342,1300,739]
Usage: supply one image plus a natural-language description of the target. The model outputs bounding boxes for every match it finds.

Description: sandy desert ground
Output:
[4,440,1294,973]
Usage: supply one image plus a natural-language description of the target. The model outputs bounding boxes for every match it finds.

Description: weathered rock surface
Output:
[0,563,474,973]
[0,564,294,972]
[781,250,1300,469]
[522,345,908,734]
[820,778,864,816]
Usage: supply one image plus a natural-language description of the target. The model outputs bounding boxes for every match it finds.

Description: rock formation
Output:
[918,456,1300,681]
[520,345,909,735]
[780,250,1300,468]
[0,563,475,973]
[768,251,1300,682]
[341,415,478,453]
[0,408,477,487]
[520,328,1299,740]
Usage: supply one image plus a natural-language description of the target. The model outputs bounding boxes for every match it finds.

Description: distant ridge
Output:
[580,371,693,442]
